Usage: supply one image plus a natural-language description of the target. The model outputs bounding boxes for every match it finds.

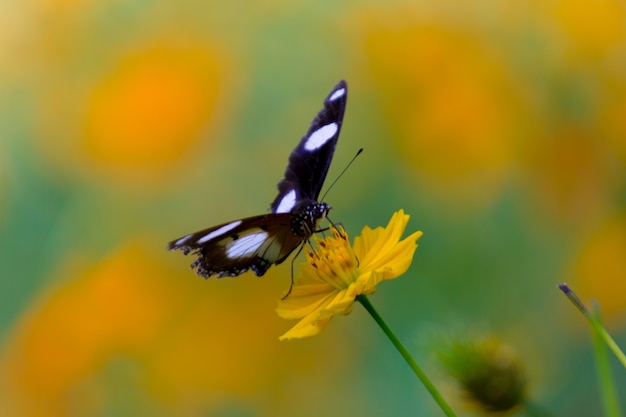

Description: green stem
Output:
[558,283,626,368]
[590,304,622,417]
[356,295,457,417]
[558,283,624,417]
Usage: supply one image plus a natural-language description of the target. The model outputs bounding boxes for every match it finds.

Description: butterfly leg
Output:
[281,243,307,300]
[315,216,345,238]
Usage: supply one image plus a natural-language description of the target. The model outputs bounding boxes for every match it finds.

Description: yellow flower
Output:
[276,210,422,340]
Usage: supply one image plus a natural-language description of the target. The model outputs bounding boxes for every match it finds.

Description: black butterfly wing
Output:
[169,81,346,279]
[167,214,303,278]
[271,80,347,213]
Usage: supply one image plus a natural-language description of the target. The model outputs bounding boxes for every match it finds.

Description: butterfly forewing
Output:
[271,80,347,213]
[168,80,348,279]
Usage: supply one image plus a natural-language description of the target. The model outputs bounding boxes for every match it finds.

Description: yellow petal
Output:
[276,286,337,319]
[377,231,423,279]
[353,210,409,263]
[321,288,358,316]
[278,315,332,340]
[355,210,422,276]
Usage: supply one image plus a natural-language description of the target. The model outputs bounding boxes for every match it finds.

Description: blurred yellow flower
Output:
[0,240,294,416]
[359,19,521,194]
[32,39,230,187]
[523,129,614,226]
[276,210,422,340]
[82,43,223,170]
[550,0,626,58]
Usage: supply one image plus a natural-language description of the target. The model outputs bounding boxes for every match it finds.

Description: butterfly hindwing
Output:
[271,80,347,214]
[168,214,303,277]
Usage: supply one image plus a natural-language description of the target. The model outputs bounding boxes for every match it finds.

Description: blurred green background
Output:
[2,0,626,415]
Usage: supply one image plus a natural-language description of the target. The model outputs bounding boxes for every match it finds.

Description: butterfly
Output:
[167,80,348,279]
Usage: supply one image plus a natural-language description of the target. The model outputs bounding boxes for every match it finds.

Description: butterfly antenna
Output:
[319,148,363,202]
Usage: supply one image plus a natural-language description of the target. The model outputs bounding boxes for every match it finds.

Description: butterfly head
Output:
[290,201,331,238]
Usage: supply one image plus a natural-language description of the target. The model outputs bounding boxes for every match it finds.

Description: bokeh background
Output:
[2,0,626,415]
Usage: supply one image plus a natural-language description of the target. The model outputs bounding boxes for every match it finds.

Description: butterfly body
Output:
[168,81,347,279]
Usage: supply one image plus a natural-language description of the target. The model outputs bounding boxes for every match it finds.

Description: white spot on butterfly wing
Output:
[328,87,345,102]
[275,189,297,213]
[197,220,242,244]
[174,234,192,246]
[304,123,338,151]
[226,231,269,258]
